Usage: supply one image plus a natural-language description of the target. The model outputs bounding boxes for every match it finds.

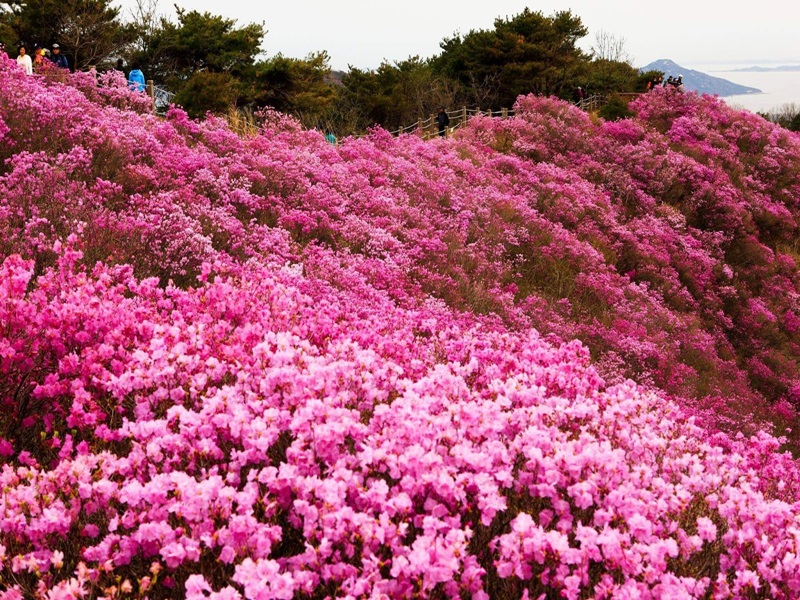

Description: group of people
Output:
[4,42,69,75]
[4,41,148,93]
[646,74,685,92]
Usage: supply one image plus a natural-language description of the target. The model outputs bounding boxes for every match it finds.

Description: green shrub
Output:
[598,94,633,121]
[174,71,238,118]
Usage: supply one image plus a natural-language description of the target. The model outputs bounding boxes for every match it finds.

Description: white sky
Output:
[115,0,800,71]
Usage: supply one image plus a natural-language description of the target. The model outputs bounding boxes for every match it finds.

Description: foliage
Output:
[583,59,640,96]
[340,56,462,131]
[761,102,800,132]
[597,93,634,120]
[241,52,339,129]
[5,53,800,599]
[173,71,239,119]
[134,8,264,89]
[435,9,589,107]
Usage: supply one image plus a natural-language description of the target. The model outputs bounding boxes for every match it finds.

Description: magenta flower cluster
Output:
[2,56,800,598]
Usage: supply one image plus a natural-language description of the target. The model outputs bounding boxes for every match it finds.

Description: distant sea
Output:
[685,61,800,114]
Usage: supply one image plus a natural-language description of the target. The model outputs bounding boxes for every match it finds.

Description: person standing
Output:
[436,108,450,138]
[128,62,146,92]
[33,46,46,69]
[16,45,32,75]
[49,43,69,70]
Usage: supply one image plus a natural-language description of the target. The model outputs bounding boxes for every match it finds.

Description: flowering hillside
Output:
[2,57,800,598]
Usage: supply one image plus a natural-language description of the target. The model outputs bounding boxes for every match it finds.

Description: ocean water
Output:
[685,61,800,114]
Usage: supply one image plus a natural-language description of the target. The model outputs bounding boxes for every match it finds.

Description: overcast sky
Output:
[117,0,800,71]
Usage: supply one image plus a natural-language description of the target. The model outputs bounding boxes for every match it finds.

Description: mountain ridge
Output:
[731,64,800,72]
[641,58,761,96]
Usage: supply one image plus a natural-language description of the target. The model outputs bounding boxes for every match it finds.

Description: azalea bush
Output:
[2,56,800,598]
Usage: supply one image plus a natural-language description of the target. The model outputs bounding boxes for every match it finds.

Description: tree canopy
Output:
[435,9,589,107]
[134,8,265,87]
[242,52,338,124]
[341,57,461,131]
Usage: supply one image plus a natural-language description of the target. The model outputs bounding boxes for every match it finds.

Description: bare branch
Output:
[591,30,631,64]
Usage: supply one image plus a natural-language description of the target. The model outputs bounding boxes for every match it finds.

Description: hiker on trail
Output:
[664,76,674,88]
[325,129,337,145]
[49,43,69,70]
[128,62,146,92]
[675,75,685,92]
[574,86,584,103]
[436,108,450,138]
[16,45,32,75]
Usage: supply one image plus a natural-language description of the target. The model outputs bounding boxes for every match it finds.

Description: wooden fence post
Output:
[462,106,467,127]
[501,108,508,118]
[146,80,155,107]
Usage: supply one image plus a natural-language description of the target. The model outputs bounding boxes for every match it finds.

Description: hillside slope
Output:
[2,58,800,598]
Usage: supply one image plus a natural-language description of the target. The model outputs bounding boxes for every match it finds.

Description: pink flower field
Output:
[3,56,800,598]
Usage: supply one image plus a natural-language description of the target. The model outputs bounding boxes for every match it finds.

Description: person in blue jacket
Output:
[128,62,146,92]
[49,43,69,70]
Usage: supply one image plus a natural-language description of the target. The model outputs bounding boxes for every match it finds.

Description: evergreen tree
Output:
[138,8,264,88]
[341,57,462,130]
[435,9,589,108]
[242,52,339,127]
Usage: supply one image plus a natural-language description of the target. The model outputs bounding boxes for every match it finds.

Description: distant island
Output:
[731,65,800,72]
[640,59,761,97]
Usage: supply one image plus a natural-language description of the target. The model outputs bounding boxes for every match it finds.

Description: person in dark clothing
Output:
[49,43,69,70]
[436,108,450,138]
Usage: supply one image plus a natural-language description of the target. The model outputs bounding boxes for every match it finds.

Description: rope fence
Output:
[388,106,517,140]
[384,93,640,141]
